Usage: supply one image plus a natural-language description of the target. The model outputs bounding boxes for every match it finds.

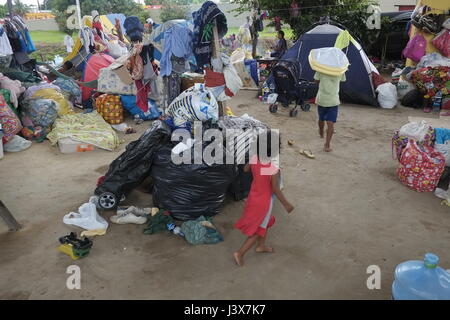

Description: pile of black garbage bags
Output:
[95,119,257,220]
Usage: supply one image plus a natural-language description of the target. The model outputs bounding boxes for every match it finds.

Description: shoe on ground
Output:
[110,211,147,225]
[117,206,152,217]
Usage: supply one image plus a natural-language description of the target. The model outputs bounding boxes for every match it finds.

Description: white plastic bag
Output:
[399,120,429,142]
[376,82,397,109]
[167,83,219,126]
[435,141,450,166]
[267,93,278,104]
[107,41,128,59]
[3,135,31,152]
[63,202,108,231]
[397,78,415,100]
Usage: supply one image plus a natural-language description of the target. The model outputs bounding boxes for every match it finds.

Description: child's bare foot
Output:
[324,145,332,152]
[256,246,274,253]
[233,252,244,266]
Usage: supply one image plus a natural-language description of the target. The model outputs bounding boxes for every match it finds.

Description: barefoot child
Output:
[233,130,294,267]
[314,71,346,152]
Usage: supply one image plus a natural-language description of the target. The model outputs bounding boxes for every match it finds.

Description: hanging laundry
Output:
[135,80,151,112]
[0,26,13,56]
[192,1,228,71]
[160,24,193,77]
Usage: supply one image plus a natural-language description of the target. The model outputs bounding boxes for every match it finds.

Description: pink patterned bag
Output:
[0,95,22,142]
[402,34,427,62]
[432,29,450,58]
[397,139,445,192]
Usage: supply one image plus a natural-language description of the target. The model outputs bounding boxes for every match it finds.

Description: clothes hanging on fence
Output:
[192,1,228,71]
[160,24,193,77]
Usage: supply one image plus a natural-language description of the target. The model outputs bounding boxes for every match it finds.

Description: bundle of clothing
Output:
[410,66,450,99]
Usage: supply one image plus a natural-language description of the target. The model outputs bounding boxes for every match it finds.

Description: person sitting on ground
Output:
[270,30,287,58]
[314,70,347,152]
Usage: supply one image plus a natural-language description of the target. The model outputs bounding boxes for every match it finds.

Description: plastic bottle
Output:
[392,253,450,300]
[433,91,442,112]
[167,223,185,237]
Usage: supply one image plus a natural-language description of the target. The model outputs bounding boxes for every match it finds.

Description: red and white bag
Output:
[397,139,445,192]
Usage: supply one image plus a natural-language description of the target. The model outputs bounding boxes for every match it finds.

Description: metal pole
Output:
[7,0,13,17]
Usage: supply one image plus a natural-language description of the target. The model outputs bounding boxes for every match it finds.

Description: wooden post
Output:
[211,21,225,118]
[0,200,21,231]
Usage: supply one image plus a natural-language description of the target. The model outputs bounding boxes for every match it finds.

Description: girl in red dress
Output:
[234,130,294,267]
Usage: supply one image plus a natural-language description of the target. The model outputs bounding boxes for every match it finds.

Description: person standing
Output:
[249,12,259,59]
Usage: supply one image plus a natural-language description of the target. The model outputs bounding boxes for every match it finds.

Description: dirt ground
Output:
[1,90,449,300]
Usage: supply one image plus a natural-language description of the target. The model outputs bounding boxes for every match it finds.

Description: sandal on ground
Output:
[299,149,315,159]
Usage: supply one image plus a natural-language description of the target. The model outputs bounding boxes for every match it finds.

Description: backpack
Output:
[402,34,426,62]
[256,18,264,32]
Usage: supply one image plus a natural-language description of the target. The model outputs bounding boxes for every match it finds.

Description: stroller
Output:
[268,59,318,117]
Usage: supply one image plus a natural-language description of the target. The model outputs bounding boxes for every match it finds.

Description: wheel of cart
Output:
[269,103,278,113]
[98,192,119,210]
[301,103,311,112]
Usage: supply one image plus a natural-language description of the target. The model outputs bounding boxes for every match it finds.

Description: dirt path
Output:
[1,91,449,299]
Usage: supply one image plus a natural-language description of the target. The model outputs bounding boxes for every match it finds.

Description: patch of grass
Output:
[29,30,72,44]
[30,43,67,63]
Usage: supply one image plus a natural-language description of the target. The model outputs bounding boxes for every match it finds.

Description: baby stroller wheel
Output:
[301,104,311,112]
[98,192,118,210]
[290,109,298,117]
[269,104,278,113]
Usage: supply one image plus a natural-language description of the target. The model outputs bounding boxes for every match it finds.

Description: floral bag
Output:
[397,139,445,192]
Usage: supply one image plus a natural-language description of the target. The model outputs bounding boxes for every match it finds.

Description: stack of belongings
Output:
[399,9,450,113]
[391,120,450,197]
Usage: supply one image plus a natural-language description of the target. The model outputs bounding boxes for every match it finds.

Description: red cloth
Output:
[135,80,150,112]
[204,68,225,87]
[235,157,279,237]
[371,72,387,89]
[205,68,235,98]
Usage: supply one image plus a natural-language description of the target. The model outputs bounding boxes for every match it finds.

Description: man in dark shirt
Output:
[270,30,287,58]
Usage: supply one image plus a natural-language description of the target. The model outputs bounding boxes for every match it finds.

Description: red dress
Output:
[235,158,279,237]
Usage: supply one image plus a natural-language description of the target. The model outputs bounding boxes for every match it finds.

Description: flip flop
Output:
[299,149,315,159]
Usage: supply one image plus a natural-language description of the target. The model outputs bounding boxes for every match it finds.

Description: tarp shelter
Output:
[81,53,114,101]
[280,22,379,106]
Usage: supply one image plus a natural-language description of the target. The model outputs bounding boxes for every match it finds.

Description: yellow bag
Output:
[95,94,123,125]
[32,89,73,116]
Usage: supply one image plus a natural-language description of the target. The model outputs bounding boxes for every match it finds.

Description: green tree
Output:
[50,0,149,33]
[160,0,188,22]
[0,5,7,18]
[13,0,31,17]
[233,0,379,48]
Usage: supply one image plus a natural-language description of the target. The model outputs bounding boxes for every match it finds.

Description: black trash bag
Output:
[151,141,236,221]
[401,89,423,108]
[95,121,172,201]
[228,164,253,201]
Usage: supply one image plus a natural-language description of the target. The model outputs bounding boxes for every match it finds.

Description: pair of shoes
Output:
[111,207,148,225]
[117,206,152,217]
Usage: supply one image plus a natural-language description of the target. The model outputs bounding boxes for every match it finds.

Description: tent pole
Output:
[7,0,13,17]
[75,0,83,31]
[212,21,224,117]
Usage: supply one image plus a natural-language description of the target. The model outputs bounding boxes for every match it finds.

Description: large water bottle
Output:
[392,253,450,300]
[167,223,185,237]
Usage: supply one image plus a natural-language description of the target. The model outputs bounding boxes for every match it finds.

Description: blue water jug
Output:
[392,253,450,300]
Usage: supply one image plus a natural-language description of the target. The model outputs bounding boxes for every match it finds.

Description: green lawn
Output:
[226,27,294,39]
[29,30,71,44]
